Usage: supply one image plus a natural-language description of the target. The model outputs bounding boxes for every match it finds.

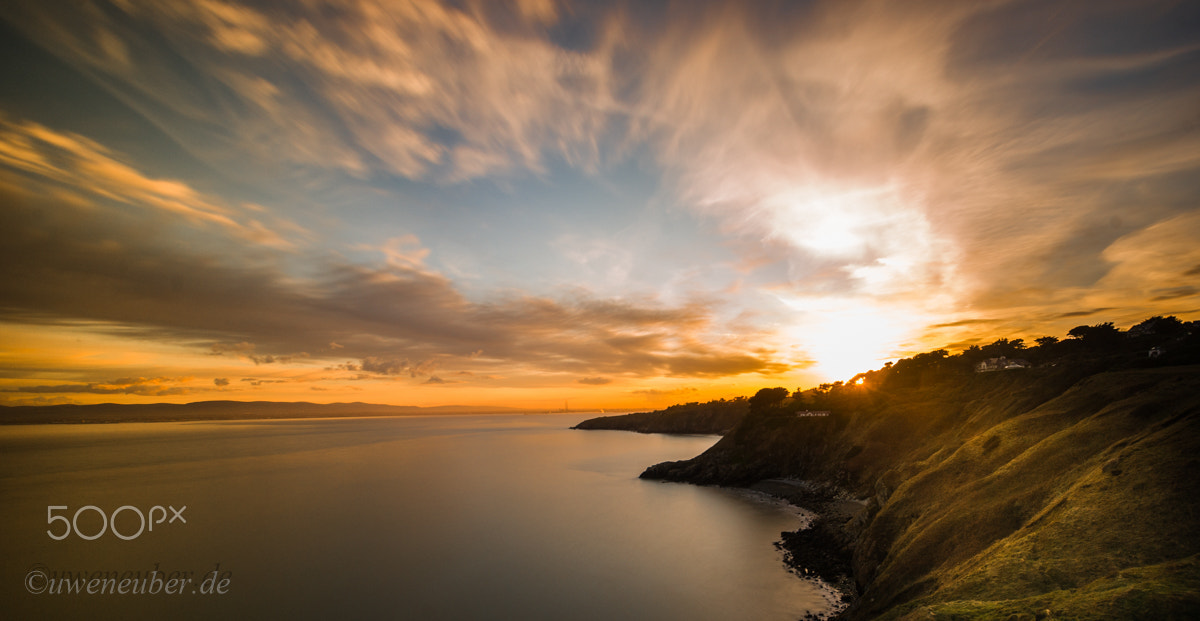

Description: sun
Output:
[779,297,927,383]
[806,310,908,381]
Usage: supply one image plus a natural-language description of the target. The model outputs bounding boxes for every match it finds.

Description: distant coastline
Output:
[0,400,543,425]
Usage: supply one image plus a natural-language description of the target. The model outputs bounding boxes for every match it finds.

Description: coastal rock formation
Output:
[571,398,748,435]
[631,364,1200,619]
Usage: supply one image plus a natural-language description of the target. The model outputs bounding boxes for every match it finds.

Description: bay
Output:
[0,414,828,619]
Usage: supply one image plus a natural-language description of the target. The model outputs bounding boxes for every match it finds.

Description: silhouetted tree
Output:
[1068,322,1122,350]
[979,338,1027,359]
[748,387,789,415]
[1130,316,1187,338]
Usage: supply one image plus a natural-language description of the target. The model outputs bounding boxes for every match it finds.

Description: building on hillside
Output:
[975,357,1032,372]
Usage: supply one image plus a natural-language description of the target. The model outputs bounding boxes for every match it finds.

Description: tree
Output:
[1130,316,1186,337]
[1067,322,1121,348]
[748,387,789,414]
[980,338,1026,359]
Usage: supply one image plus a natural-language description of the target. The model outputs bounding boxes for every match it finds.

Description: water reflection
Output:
[0,415,826,620]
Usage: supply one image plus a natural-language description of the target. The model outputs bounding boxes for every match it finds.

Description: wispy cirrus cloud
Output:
[3,0,617,182]
[1,0,1198,403]
[0,121,787,388]
[9,0,1196,330]
[0,117,300,249]
[619,0,1200,363]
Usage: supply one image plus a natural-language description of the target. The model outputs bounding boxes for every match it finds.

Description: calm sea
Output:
[0,414,829,619]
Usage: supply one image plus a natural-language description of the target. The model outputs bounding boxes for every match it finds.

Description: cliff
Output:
[639,364,1200,619]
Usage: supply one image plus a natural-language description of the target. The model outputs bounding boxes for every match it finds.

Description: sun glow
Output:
[767,185,913,260]
[760,180,959,384]
[779,297,928,383]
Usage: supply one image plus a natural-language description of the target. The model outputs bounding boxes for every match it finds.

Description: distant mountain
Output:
[0,400,528,425]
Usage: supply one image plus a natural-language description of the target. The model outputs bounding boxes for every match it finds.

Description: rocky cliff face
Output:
[639,365,1200,620]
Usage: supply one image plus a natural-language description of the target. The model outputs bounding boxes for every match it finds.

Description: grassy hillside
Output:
[857,366,1200,620]
[637,319,1200,619]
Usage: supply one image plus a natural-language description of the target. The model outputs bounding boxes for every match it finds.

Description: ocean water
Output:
[0,414,828,620]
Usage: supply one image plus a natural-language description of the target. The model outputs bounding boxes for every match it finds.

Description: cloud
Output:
[1,395,79,406]
[240,378,287,387]
[0,149,784,384]
[4,0,617,182]
[1053,308,1118,320]
[8,0,1194,303]
[551,233,635,291]
[626,1,964,289]
[1089,212,1200,311]
[378,235,431,271]
[5,376,197,396]
[0,118,299,249]
[343,357,438,378]
[630,387,699,397]
[577,377,611,385]
[210,342,307,365]
[617,0,1200,358]
[210,342,256,356]
[3,0,1197,391]
[214,377,230,386]
[248,354,308,365]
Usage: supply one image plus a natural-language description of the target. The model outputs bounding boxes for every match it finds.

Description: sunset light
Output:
[778,295,929,383]
[4,3,1199,619]
[0,0,1197,409]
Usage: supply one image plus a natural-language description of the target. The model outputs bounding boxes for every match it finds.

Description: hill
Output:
[588,317,1200,619]
[571,397,749,434]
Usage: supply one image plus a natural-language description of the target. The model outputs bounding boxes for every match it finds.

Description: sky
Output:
[1,0,1198,409]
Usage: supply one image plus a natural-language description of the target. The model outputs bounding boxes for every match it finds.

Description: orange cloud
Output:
[0,118,299,249]
[2,0,1197,398]
[5,376,198,396]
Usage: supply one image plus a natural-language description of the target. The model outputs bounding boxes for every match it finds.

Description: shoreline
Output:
[588,364,1200,619]
[748,479,866,620]
[0,402,586,425]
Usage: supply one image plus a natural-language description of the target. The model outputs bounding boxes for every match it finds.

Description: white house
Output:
[975,357,1032,372]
